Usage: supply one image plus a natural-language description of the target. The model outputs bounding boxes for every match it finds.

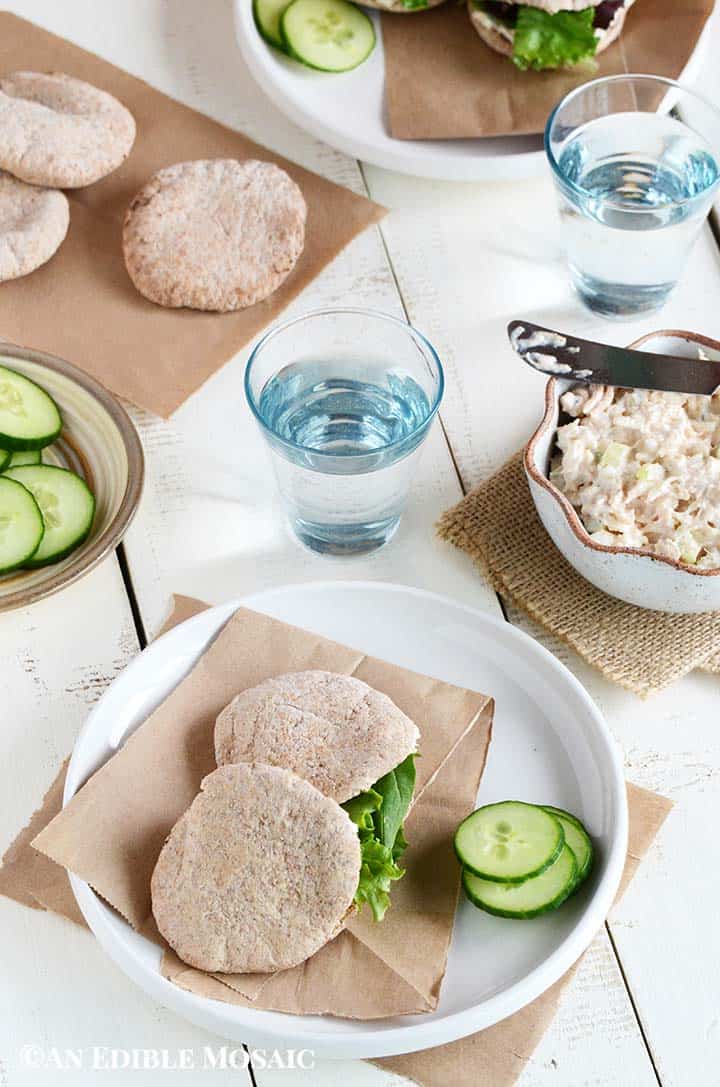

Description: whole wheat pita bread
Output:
[215,670,419,803]
[122,158,307,312]
[0,71,135,188]
[151,763,361,974]
[0,171,68,281]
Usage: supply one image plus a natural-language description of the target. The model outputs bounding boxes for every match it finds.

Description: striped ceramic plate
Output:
[0,343,144,611]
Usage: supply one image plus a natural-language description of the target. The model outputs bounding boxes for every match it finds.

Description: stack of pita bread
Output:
[0,71,135,283]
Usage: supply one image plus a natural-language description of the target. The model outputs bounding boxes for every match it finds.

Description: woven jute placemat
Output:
[438,453,720,697]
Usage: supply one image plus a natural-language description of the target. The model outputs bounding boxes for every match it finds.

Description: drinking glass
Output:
[245,308,444,556]
[545,75,720,318]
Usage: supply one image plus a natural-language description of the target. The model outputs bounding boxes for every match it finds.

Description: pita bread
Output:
[0,171,68,282]
[0,71,135,188]
[122,158,307,312]
[215,670,420,803]
[151,763,360,974]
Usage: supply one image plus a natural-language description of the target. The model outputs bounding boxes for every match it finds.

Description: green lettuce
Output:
[513,7,597,71]
[342,754,416,922]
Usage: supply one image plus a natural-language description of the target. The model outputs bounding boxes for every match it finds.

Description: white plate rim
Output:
[233,1,713,183]
[66,581,628,1059]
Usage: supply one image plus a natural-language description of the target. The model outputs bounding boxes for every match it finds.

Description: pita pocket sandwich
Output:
[468,0,636,70]
[215,669,420,922]
[150,672,420,975]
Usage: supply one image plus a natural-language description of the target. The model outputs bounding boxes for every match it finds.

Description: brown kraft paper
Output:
[0,14,386,417]
[382,1,715,141]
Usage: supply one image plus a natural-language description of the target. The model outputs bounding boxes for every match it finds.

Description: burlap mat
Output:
[438,453,720,697]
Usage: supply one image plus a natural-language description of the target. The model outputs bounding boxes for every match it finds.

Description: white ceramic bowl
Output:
[524,330,720,614]
[0,343,144,611]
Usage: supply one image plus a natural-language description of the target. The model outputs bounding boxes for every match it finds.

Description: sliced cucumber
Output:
[0,476,44,573]
[454,801,564,884]
[0,366,62,450]
[542,804,584,830]
[254,0,289,49]
[463,844,578,919]
[281,0,375,73]
[542,807,593,890]
[3,465,94,567]
[0,449,9,473]
[5,449,42,469]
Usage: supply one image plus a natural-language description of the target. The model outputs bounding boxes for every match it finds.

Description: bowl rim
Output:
[0,341,145,610]
[523,329,720,579]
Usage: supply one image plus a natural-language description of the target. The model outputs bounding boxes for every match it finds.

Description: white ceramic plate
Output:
[66,582,627,1059]
[234,2,712,182]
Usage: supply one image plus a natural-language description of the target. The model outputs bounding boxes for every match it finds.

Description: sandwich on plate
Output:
[150,671,420,976]
[468,0,636,71]
[215,670,419,923]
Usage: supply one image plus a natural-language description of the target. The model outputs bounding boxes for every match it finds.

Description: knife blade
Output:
[507,320,720,396]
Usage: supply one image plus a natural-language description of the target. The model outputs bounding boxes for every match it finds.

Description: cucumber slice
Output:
[0,449,9,472]
[254,0,289,49]
[463,845,578,919]
[542,807,593,889]
[3,465,94,567]
[0,476,44,573]
[281,0,375,73]
[0,366,62,450]
[542,804,584,829]
[454,801,564,884]
[5,449,42,469]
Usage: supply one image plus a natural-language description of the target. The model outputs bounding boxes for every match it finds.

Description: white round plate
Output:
[66,582,627,1059]
[234,2,712,182]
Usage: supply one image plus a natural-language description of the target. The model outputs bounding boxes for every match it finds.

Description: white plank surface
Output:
[2,2,716,1086]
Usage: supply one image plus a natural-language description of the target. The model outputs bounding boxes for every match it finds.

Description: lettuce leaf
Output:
[354,837,404,923]
[513,7,597,71]
[342,754,416,922]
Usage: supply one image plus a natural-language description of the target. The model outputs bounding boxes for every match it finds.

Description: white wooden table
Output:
[1,4,718,1085]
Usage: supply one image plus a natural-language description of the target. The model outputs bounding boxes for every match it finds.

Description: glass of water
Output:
[546,75,720,318]
[245,308,444,556]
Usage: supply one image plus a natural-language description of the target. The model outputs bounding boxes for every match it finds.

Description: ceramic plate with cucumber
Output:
[455,801,594,918]
[0,366,95,574]
[254,0,376,72]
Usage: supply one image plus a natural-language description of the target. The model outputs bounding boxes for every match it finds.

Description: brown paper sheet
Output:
[0,14,386,417]
[382,1,714,141]
[0,758,84,926]
[0,595,672,1087]
[32,601,494,1018]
